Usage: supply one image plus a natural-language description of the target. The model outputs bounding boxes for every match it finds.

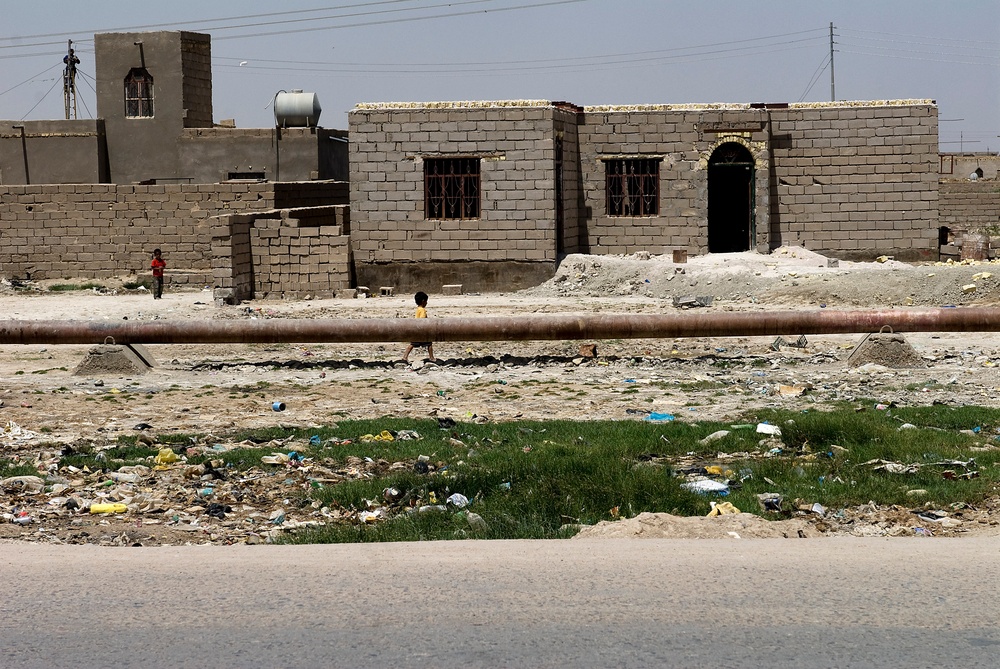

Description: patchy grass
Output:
[48,283,103,292]
[52,407,1000,544]
[0,458,40,479]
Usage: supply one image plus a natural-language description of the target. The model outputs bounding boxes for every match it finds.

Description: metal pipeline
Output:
[1,308,1000,345]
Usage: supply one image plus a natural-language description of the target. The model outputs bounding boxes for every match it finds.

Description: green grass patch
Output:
[48,283,103,292]
[0,458,40,479]
[52,407,1000,544]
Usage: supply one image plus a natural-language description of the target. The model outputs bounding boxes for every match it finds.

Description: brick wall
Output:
[939,180,1000,232]
[212,206,351,301]
[0,181,346,282]
[349,101,561,291]
[577,106,771,256]
[769,102,939,260]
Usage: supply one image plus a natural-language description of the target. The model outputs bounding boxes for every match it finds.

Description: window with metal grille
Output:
[124,68,154,118]
[605,158,660,216]
[425,157,480,219]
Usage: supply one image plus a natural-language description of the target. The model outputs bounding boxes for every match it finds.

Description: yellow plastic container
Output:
[89,503,128,514]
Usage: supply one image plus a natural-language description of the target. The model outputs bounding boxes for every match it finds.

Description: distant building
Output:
[349,99,940,291]
[0,30,347,185]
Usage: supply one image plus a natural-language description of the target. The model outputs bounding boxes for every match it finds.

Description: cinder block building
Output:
[0,30,351,297]
[349,99,940,292]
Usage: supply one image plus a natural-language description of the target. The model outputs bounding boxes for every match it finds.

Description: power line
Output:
[20,75,61,119]
[837,47,997,67]
[0,0,579,49]
[216,43,820,77]
[0,0,438,41]
[211,0,592,41]
[839,26,1000,48]
[0,63,60,97]
[797,53,830,102]
[214,28,827,68]
[76,68,98,118]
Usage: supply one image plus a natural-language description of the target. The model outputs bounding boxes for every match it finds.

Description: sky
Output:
[1,0,997,151]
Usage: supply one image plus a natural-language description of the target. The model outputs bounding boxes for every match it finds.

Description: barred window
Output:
[425,157,480,219]
[124,68,154,118]
[605,158,660,216]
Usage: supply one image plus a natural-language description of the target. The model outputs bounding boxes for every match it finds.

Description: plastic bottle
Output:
[89,503,128,514]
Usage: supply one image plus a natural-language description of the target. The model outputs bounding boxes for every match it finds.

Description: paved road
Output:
[1,537,998,668]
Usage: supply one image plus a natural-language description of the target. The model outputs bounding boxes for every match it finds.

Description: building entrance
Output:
[707,143,755,253]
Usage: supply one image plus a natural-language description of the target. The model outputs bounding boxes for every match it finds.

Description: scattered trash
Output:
[360,430,395,442]
[707,501,740,516]
[154,448,180,465]
[681,480,730,495]
[446,493,470,508]
[699,430,730,445]
[1,476,45,494]
[756,423,782,436]
[272,402,286,412]
[2,421,38,446]
[457,511,488,531]
[90,503,128,515]
[645,412,675,422]
[672,295,714,308]
[756,493,783,512]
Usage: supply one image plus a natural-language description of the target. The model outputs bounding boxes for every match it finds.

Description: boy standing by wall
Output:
[402,291,436,363]
[150,248,166,299]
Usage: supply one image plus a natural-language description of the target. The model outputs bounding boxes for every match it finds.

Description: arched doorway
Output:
[708,143,755,253]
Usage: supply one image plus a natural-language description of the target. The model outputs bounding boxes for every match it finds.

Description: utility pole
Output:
[829,22,836,102]
[63,39,79,120]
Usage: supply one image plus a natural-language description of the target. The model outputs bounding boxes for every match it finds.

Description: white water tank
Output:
[274,90,322,128]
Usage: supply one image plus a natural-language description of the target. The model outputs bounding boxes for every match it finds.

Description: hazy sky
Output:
[2,0,997,150]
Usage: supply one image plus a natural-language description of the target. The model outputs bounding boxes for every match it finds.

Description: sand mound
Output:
[573,511,820,539]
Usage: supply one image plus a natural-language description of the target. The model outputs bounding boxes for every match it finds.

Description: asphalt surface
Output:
[2,537,999,668]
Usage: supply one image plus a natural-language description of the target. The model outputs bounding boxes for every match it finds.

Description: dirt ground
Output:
[2,247,1000,545]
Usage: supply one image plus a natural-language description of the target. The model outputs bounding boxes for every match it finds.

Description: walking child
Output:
[401,291,436,363]
[150,248,166,299]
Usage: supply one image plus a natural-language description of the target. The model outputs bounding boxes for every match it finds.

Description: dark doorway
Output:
[708,143,755,253]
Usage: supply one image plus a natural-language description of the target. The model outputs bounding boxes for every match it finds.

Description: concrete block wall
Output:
[769,101,939,260]
[940,154,1000,180]
[349,101,561,292]
[939,181,1000,233]
[212,206,351,301]
[578,106,770,256]
[0,181,340,282]
[553,106,584,254]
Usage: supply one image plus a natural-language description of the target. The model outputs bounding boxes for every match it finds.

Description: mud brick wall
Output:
[212,206,351,301]
[769,102,939,260]
[0,181,348,282]
[939,181,1000,233]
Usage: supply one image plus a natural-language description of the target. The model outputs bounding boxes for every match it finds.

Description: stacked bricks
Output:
[212,206,351,301]
[349,101,560,266]
[0,181,347,282]
[768,101,939,261]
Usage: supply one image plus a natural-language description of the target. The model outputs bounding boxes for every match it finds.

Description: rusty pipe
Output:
[1,308,999,345]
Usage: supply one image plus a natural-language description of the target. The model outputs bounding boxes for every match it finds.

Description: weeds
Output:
[49,407,1000,544]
